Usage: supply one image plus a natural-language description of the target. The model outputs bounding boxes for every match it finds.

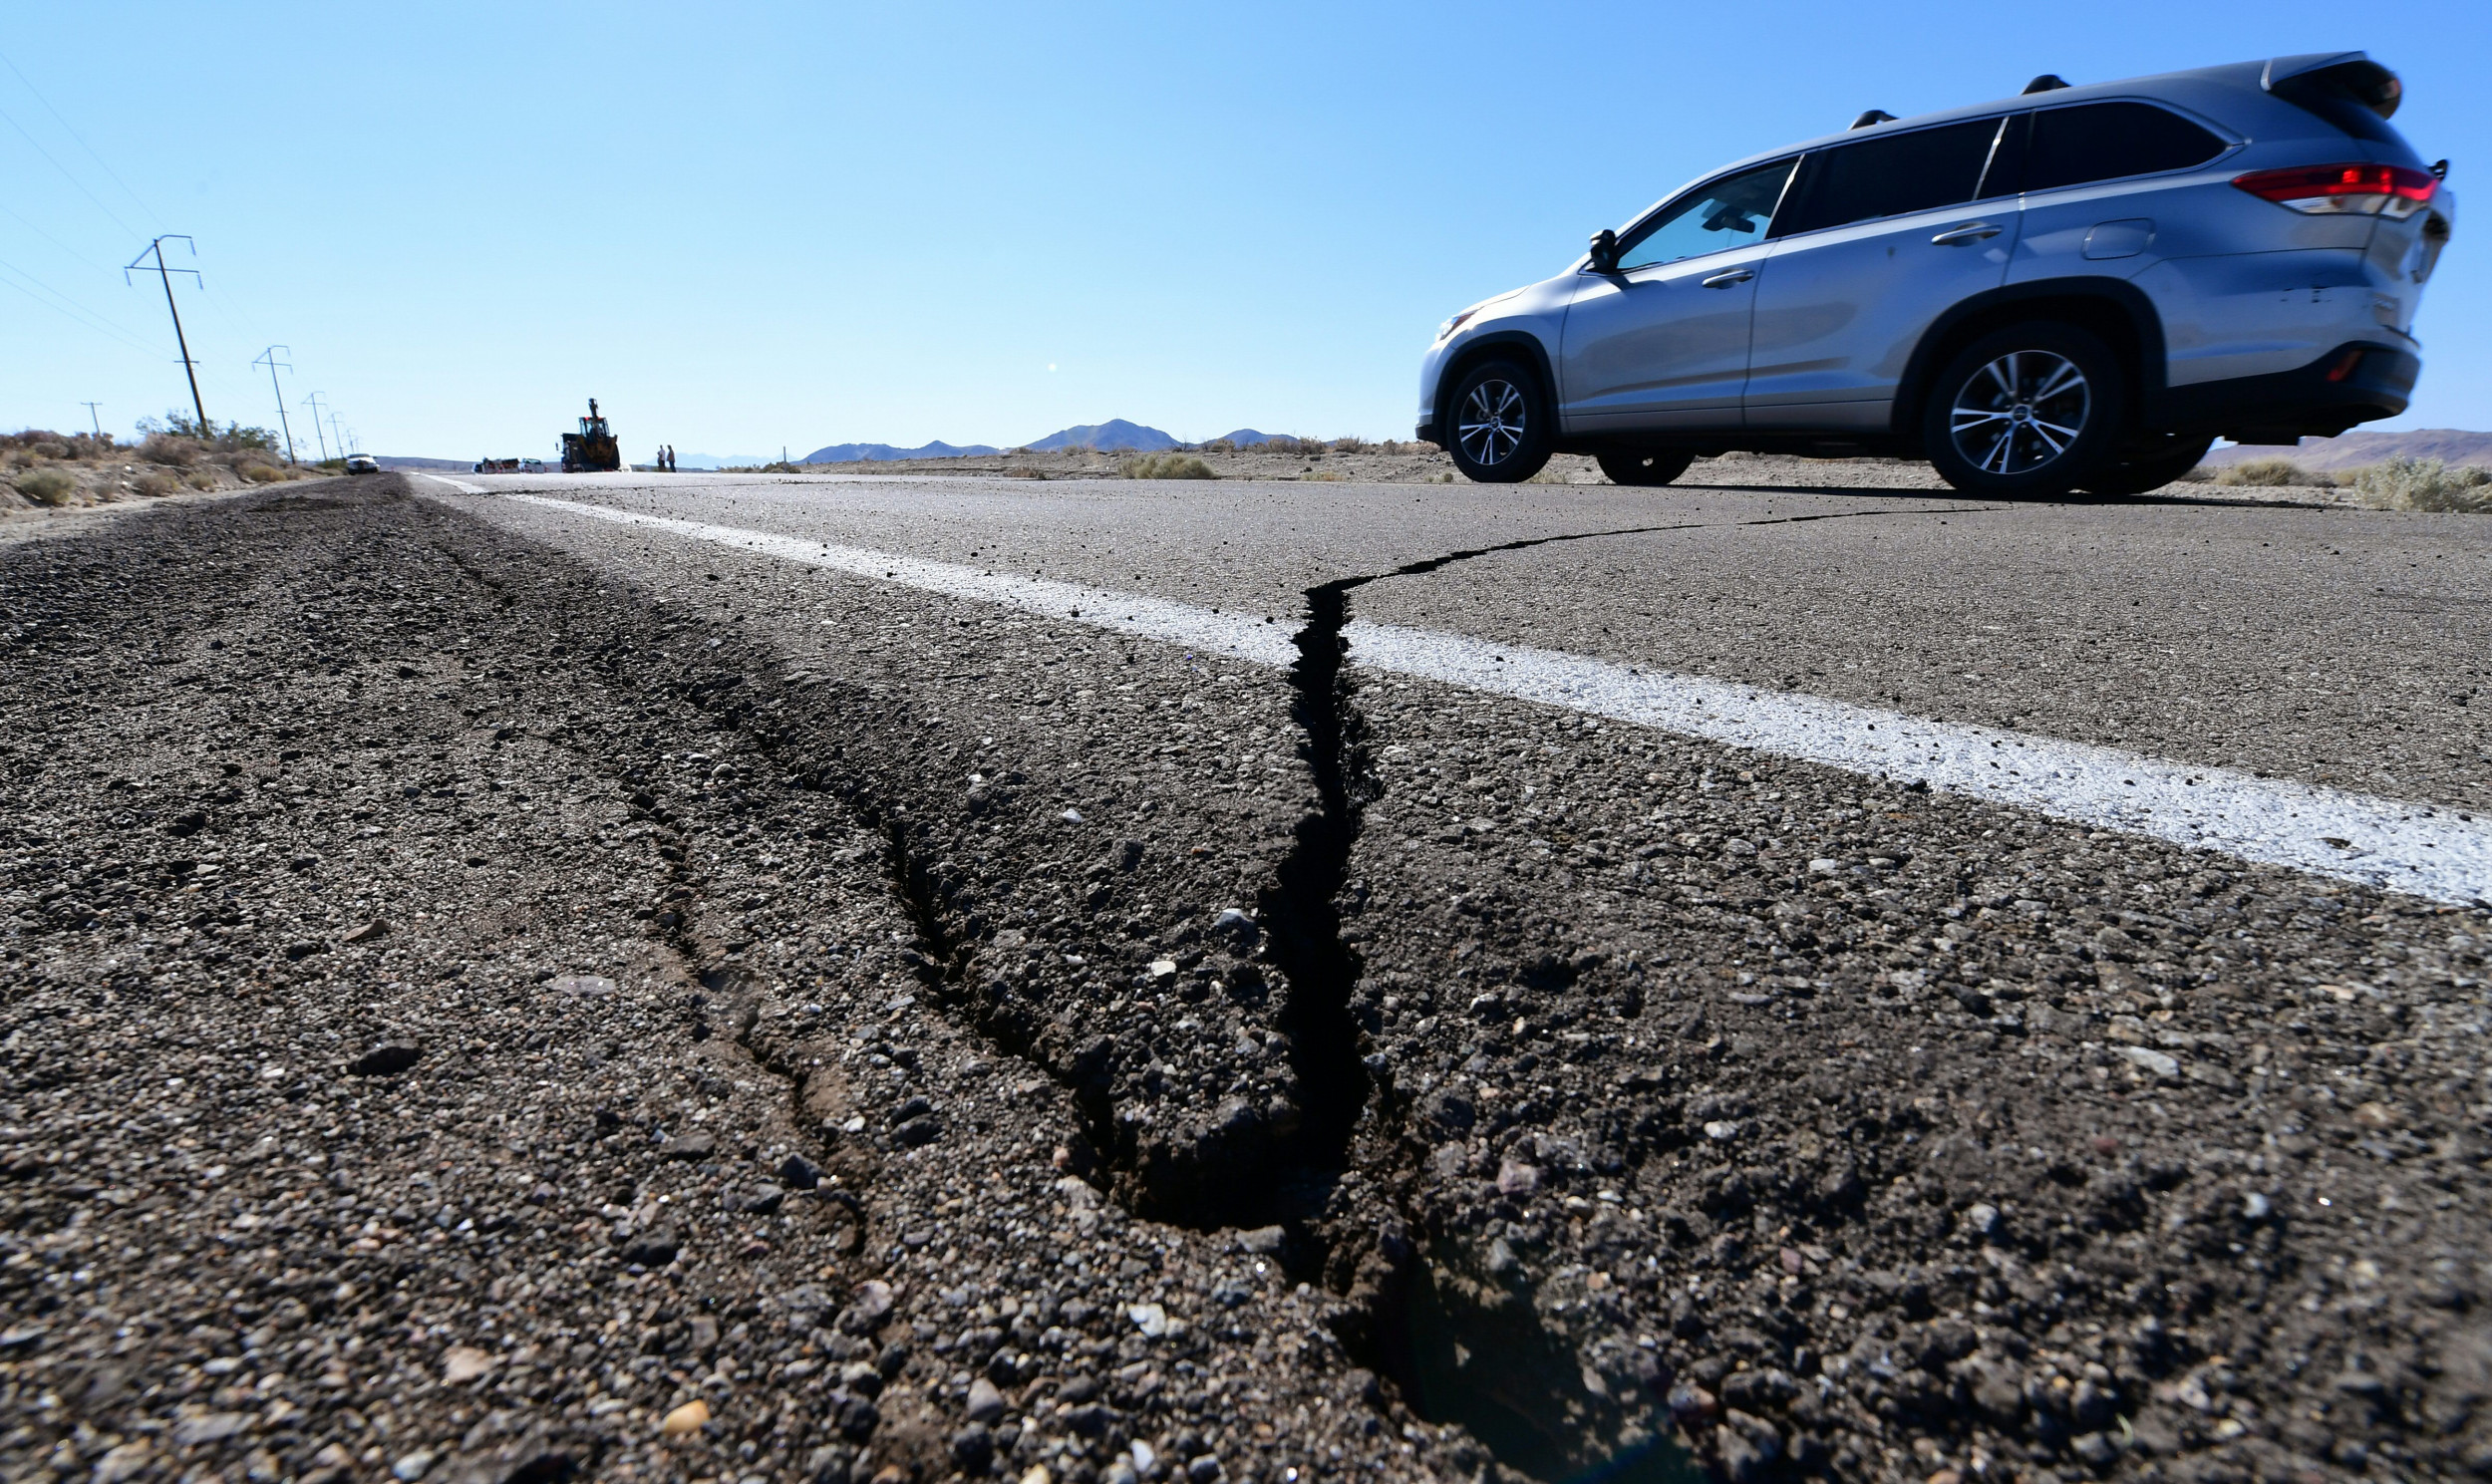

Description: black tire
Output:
[1596,449,1696,486]
[1445,360,1553,483]
[2076,436,2214,497]
[1922,323,2125,498]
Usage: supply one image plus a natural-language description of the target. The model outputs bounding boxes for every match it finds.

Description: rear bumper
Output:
[1415,420,1441,447]
[2148,342,2419,443]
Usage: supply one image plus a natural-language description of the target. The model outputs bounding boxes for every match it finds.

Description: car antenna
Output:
[2022,74,2070,94]
[1849,110,1896,130]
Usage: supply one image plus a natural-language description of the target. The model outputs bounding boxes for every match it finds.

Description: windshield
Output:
[1613,159,1796,271]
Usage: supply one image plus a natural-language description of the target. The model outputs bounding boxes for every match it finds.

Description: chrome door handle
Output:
[1931,222,2004,245]
[1700,268,1755,288]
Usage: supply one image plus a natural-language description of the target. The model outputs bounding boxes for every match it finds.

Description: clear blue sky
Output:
[3,2,2485,458]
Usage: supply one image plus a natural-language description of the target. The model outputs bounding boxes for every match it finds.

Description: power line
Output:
[125,235,206,432]
[0,49,160,229]
[253,346,297,463]
[0,97,141,241]
[0,253,167,356]
[0,194,119,280]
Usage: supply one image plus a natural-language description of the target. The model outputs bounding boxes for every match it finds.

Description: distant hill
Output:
[802,440,1002,464]
[2203,428,2492,472]
[797,421,1272,460]
[1023,420,1178,451]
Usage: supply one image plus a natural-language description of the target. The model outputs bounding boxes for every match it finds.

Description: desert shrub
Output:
[1331,437,1371,453]
[14,467,76,504]
[139,433,204,466]
[139,411,280,454]
[2174,464,2216,482]
[2352,455,2492,513]
[1198,439,1237,453]
[2215,456,2324,487]
[1119,452,1216,480]
[134,471,179,496]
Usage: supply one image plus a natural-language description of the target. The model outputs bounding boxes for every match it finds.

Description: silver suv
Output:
[1417,53,2454,494]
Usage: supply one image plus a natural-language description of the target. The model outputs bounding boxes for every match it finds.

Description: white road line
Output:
[469,488,2492,905]
[486,489,1299,669]
[424,474,489,493]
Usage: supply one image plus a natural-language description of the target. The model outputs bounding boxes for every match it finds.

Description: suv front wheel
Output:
[1446,360,1553,483]
[1923,324,2124,498]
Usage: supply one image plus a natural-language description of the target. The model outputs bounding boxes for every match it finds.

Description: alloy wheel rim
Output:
[1949,351,2089,476]
[1457,379,1527,466]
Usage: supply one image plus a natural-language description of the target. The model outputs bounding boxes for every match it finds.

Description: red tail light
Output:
[2232,163,2438,218]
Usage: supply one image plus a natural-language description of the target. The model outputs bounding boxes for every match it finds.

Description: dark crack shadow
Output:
[1252,505,2004,1483]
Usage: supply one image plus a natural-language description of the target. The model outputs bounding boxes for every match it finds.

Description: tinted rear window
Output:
[2270,64,2421,158]
[2019,102,2227,192]
[1776,119,2003,235]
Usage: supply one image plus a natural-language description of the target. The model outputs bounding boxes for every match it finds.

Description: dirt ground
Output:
[2,433,325,522]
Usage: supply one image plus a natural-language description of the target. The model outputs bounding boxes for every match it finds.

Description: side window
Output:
[1614,160,1796,271]
[1774,119,2003,236]
[2022,102,2227,192]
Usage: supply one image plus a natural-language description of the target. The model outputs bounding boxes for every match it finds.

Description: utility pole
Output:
[124,236,207,434]
[80,403,103,439]
[252,347,297,463]
[329,414,350,457]
[303,393,331,461]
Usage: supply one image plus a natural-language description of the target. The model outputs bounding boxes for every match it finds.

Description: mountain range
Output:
[801,422,1305,463]
[2201,427,2492,472]
[800,440,1002,463]
[1021,420,1178,452]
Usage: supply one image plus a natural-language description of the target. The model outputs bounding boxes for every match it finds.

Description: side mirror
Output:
[1588,228,1620,272]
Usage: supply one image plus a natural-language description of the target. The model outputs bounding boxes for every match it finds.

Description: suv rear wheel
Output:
[1596,449,1696,487]
[1923,324,2124,497]
[1446,360,1552,483]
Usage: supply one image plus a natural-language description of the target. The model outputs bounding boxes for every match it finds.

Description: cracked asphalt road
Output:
[5,470,2490,1484]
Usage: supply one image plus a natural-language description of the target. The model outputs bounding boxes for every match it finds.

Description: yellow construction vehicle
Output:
[560,398,621,472]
